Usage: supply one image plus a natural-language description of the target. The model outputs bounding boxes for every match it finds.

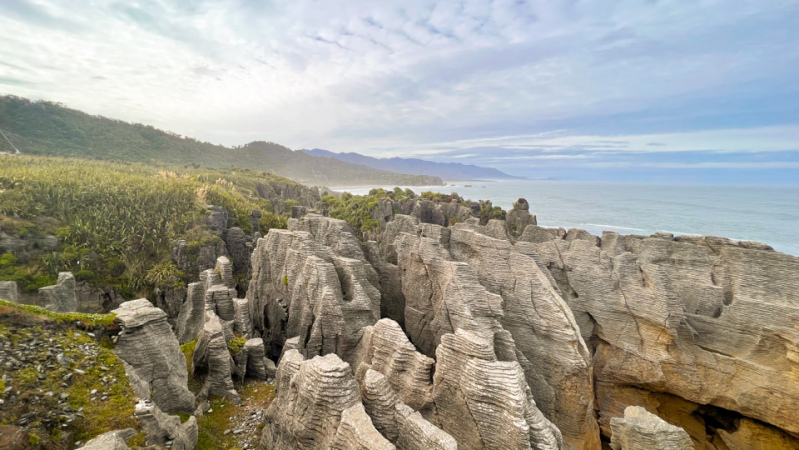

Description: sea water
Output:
[336,180,799,256]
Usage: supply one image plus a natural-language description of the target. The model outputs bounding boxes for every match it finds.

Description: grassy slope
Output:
[0,299,141,449]
[0,95,442,186]
[0,155,292,297]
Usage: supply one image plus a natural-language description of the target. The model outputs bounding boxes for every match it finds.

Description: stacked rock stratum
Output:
[243,208,799,450]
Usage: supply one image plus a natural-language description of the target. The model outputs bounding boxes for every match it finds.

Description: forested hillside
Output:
[0,96,442,187]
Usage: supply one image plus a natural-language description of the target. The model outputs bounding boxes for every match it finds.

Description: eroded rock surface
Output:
[531,231,799,441]
[247,215,381,364]
[112,299,195,413]
[610,406,692,450]
[193,310,240,403]
[262,351,390,449]
[39,271,77,312]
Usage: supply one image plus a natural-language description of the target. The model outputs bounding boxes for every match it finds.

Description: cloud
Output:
[0,0,797,182]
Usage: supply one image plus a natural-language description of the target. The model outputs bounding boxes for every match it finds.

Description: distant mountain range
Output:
[0,95,442,187]
[304,148,523,181]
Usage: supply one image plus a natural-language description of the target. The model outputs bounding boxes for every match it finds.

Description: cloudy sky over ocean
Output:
[2,0,798,181]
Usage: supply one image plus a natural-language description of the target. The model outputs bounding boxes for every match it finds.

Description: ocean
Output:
[336,180,799,256]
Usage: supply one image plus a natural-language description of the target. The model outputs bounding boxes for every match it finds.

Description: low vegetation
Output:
[0,301,137,449]
[0,155,292,298]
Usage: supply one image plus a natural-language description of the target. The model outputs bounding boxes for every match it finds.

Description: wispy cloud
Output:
[0,0,798,182]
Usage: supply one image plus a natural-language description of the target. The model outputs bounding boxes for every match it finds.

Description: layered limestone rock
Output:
[530,230,799,443]
[433,330,562,449]
[112,299,195,413]
[215,255,236,289]
[359,368,456,449]
[247,215,381,364]
[79,429,136,450]
[175,281,205,344]
[39,271,77,312]
[354,319,435,411]
[262,351,391,449]
[595,381,799,450]
[233,297,252,337]
[193,310,240,403]
[609,406,692,450]
[449,225,599,449]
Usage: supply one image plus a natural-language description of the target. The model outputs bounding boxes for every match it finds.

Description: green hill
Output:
[0,95,443,187]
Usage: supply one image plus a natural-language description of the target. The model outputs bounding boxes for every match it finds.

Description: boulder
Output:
[610,406,692,450]
[39,271,77,312]
[112,299,195,413]
[79,428,136,450]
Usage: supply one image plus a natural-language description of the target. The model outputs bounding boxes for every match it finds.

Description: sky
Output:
[1,0,798,183]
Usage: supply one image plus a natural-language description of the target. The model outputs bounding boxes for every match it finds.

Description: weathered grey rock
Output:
[200,268,222,289]
[354,319,435,411]
[378,214,419,264]
[79,428,136,450]
[247,216,381,363]
[223,227,250,277]
[363,241,406,328]
[193,310,240,403]
[135,399,199,449]
[518,225,558,243]
[205,284,236,321]
[433,329,562,449]
[112,299,195,413]
[330,403,396,450]
[249,209,262,235]
[264,356,277,378]
[153,285,186,324]
[262,352,388,449]
[204,205,229,233]
[359,368,456,449]
[394,228,505,357]
[233,298,252,337]
[175,282,205,344]
[531,233,799,442]
[171,239,189,271]
[75,281,125,313]
[0,280,18,303]
[506,198,537,238]
[449,226,599,449]
[395,403,458,450]
[610,406,692,450]
[243,338,268,380]
[215,255,236,289]
[291,205,309,218]
[39,271,77,312]
[197,236,228,273]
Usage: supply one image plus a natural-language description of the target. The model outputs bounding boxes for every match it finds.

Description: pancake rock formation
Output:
[235,201,799,450]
